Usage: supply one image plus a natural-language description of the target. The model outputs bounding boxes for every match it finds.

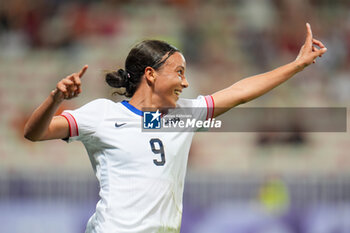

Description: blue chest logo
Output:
[143,110,161,129]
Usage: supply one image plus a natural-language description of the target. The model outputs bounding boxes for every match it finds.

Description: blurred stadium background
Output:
[1,0,350,232]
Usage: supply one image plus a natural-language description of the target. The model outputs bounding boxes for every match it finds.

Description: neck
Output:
[129,85,159,110]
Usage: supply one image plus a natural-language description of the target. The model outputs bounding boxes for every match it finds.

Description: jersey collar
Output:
[121,100,143,116]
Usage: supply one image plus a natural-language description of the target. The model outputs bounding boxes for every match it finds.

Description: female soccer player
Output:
[24,23,326,233]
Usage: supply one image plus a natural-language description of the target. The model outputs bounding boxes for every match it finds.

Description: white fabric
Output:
[61,96,213,233]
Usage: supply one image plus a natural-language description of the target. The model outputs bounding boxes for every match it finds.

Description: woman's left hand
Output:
[295,23,327,69]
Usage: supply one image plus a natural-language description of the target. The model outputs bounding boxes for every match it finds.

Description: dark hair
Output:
[105,40,180,97]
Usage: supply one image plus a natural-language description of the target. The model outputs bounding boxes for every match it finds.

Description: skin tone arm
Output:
[24,65,88,141]
[211,23,328,118]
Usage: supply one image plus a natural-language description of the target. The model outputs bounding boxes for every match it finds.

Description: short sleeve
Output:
[177,95,215,121]
[60,98,109,142]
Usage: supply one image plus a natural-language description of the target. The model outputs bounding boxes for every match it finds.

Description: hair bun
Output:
[105,69,129,89]
[119,69,130,80]
[105,69,136,97]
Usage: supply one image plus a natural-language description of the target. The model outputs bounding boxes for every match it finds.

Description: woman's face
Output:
[153,52,189,107]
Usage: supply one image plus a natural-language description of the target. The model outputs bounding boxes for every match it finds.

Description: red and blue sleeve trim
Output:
[61,112,79,137]
[204,95,215,120]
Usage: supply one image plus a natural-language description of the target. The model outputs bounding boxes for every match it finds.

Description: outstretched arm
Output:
[211,23,327,118]
[24,65,88,141]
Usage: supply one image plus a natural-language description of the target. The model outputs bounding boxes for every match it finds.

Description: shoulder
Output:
[85,98,115,106]
[177,96,201,108]
[77,98,116,111]
[64,98,116,118]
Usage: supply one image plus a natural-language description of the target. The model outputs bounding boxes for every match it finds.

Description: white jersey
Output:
[61,95,214,233]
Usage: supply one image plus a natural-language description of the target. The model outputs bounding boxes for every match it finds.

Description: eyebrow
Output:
[175,66,185,70]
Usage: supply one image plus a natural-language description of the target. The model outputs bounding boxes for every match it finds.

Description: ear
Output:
[144,67,156,85]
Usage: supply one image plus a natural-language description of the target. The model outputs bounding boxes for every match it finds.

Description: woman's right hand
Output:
[51,65,88,102]
[295,23,327,69]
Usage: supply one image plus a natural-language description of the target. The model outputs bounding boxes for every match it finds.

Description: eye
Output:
[177,70,183,77]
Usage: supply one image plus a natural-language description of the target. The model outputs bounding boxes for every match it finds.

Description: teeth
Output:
[174,90,181,96]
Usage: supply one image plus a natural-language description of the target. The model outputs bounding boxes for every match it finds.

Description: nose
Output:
[181,77,189,88]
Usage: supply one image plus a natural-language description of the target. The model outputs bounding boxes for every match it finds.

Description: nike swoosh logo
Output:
[115,122,126,127]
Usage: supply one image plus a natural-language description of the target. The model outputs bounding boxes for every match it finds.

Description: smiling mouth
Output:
[174,90,182,97]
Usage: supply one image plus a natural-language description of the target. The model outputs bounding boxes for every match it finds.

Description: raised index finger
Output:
[305,23,313,47]
[78,65,88,78]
